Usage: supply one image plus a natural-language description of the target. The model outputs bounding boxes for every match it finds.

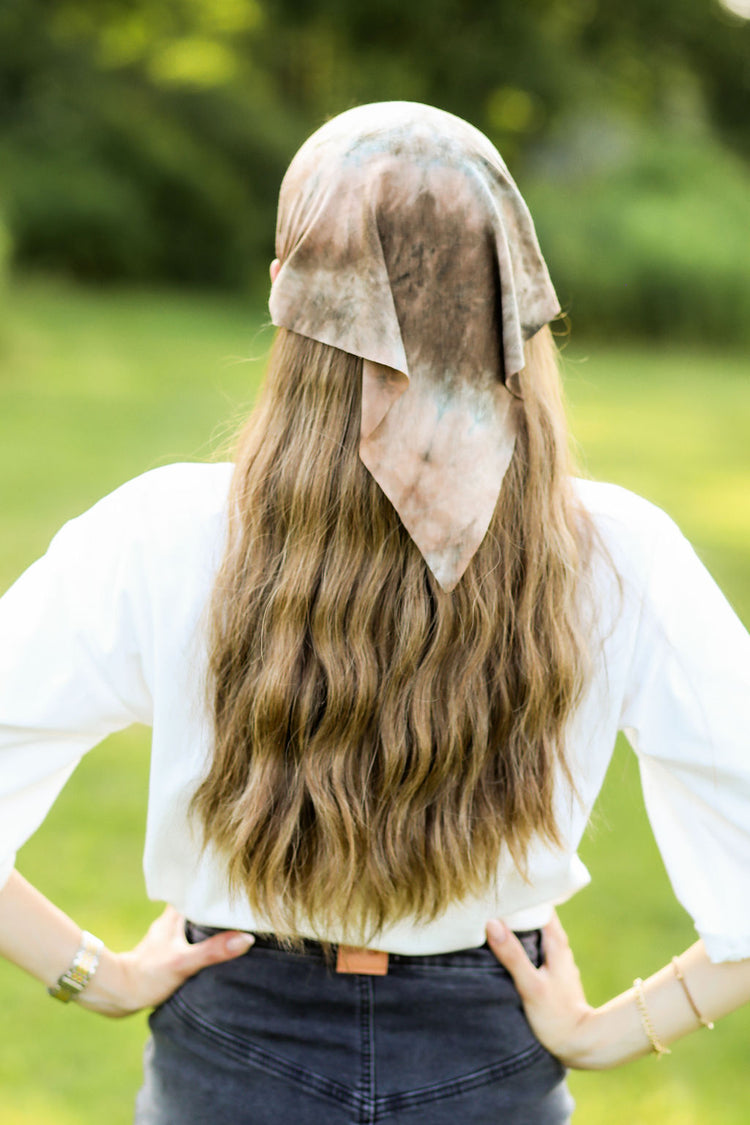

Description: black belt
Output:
[185,921,543,973]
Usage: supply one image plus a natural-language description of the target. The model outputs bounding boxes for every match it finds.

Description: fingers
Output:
[543,910,568,946]
[163,905,187,943]
[486,920,541,998]
[179,930,255,978]
[144,904,185,946]
[540,911,576,970]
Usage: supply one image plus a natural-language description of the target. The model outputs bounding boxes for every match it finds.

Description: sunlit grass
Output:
[0,278,748,1123]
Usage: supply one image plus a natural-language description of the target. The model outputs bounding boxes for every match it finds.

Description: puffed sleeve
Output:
[619,511,750,962]
[0,480,153,888]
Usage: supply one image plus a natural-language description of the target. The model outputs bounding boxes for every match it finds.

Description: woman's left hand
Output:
[76,905,254,1018]
[486,911,598,1067]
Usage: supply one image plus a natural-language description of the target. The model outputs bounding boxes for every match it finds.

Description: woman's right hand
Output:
[76,906,255,1018]
[486,912,601,1068]
[0,873,256,1020]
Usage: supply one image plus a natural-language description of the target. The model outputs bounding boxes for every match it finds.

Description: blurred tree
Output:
[259,0,750,161]
[0,0,749,332]
[0,0,300,284]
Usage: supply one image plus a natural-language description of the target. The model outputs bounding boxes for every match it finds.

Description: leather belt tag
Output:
[336,946,389,975]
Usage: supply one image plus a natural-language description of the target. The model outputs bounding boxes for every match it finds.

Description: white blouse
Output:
[1,463,749,961]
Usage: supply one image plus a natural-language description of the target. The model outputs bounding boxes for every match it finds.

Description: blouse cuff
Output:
[699,930,750,964]
[0,853,16,893]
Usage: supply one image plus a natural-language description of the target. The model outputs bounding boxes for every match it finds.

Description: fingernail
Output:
[487,920,507,943]
[226,933,254,953]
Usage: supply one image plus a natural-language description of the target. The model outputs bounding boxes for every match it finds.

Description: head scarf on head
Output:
[269,101,560,591]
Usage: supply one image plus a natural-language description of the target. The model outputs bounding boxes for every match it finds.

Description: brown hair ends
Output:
[190,325,595,949]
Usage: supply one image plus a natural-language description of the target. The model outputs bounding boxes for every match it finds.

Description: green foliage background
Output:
[0,280,748,1123]
[1,0,750,337]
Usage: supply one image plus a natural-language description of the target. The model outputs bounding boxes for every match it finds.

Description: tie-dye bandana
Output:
[270,102,560,591]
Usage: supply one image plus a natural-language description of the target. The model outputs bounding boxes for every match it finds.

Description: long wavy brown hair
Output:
[191,323,595,947]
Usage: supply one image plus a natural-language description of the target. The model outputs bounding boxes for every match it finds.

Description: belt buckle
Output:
[336,945,389,975]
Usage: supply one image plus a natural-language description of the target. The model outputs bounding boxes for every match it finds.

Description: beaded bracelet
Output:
[633,977,671,1058]
[48,931,104,1003]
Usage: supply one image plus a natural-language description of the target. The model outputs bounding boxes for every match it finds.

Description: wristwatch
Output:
[47,931,104,1003]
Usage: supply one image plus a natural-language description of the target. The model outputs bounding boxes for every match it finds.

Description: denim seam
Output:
[357,976,376,1125]
[165,987,550,1119]
[167,991,358,1111]
[373,1040,551,1116]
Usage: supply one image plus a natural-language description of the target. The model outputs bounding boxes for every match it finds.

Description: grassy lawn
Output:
[0,277,748,1124]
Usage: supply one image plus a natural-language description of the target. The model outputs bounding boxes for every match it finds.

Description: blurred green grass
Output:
[0,278,748,1124]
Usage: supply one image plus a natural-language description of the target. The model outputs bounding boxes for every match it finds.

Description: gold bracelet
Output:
[48,931,104,1003]
[672,957,715,1030]
[633,977,672,1058]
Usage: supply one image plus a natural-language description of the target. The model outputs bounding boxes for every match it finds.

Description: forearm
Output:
[0,869,130,1014]
[0,869,86,986]
[0,868,254,1018]
[487,914,750,1071]
[572,940,750,1069]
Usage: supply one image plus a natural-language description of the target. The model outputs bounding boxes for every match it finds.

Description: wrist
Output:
[548,1004,610,1070]
[47,930,103,1003]
[74,948,141,1018]
[561,993,653,1070]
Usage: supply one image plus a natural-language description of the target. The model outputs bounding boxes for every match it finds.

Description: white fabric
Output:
[1,463,748,961]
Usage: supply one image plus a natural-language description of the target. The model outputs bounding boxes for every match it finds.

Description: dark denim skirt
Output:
[134,923,574,1124]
